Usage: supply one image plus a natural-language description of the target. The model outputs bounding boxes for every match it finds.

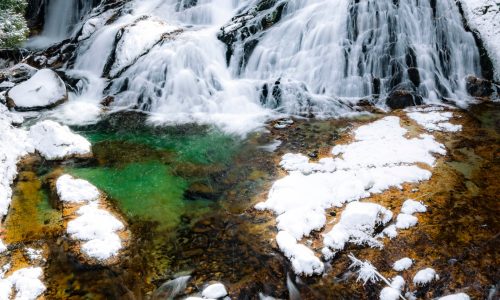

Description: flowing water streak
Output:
[27,0,96,48]
[241,0,480,107]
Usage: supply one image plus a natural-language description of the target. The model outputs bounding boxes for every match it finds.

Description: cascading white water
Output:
[42,0,484,133]
[240,0,480,107]
[26,0,95,48]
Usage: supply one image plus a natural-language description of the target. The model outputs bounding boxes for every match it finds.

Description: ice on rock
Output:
[437,293,470,300]
[395,214,418,229]
[413,268,438,286]
[393,257,413,271]
[276,231,324,276]
[67,202,124,260]
[323,202,393,253]
[56,174,100,203]
[407,111,462,133]
[29,120,91,160]
[0,267,46,300]
[6,69,67,111]
[401,199,427,215]
[201,283,227,299]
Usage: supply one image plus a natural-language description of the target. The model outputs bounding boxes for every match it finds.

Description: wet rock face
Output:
[386,90,423,109]
[218,0,287,68]
[465,75,494,98]
[26,0,47,34]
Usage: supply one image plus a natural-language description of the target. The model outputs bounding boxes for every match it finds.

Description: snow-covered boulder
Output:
[107,17,180,78]
[28,120,91,160]
[7,69,67,111]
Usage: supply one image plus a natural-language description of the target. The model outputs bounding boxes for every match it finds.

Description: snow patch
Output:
[56,174,100,203]
[407,111,462,132]
[395,214,418,229]
[276,231,324,276]
[67,202,124,260]
[401,199,427,215]
[393,257,413,271]
[257,116,445,275]
[201,283,227,299]
[0,104,34,216]
[29,120,91,160]
[380,276,405,300]
[437,293,470,300]
[0,267,46,300]
[413,268,438,286]
[323,202,393,254]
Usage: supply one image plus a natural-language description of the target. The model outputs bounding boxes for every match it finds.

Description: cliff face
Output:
[25,0,47,35]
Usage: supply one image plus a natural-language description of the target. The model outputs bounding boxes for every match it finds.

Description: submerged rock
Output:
[465,75,494,98]
[7,69,67,111]
[386,90,423,109]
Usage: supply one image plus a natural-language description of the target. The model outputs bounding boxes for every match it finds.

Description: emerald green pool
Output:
[66,116,243,229]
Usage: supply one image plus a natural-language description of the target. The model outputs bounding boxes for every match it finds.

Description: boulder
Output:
[0,63,38,84]
[466,75,493,98]
[6,69,67,111]
[386,90,423,110]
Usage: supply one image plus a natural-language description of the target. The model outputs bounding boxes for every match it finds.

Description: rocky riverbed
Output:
[0,101,497,299]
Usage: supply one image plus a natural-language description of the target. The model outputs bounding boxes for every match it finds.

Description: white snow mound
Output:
[0,267,46,300]
[393,257,413,271]
[413,268,438,286]
[67,203,124,260]
[0,104,34,216]
[437,293,470,300]
[201,283,227,299]
[323,202,393,254]
[56,174,100,203]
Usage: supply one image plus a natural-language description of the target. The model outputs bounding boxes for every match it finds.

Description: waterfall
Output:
[39,0,484,133]
[26,0,96,48]
[239,0,480,107]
